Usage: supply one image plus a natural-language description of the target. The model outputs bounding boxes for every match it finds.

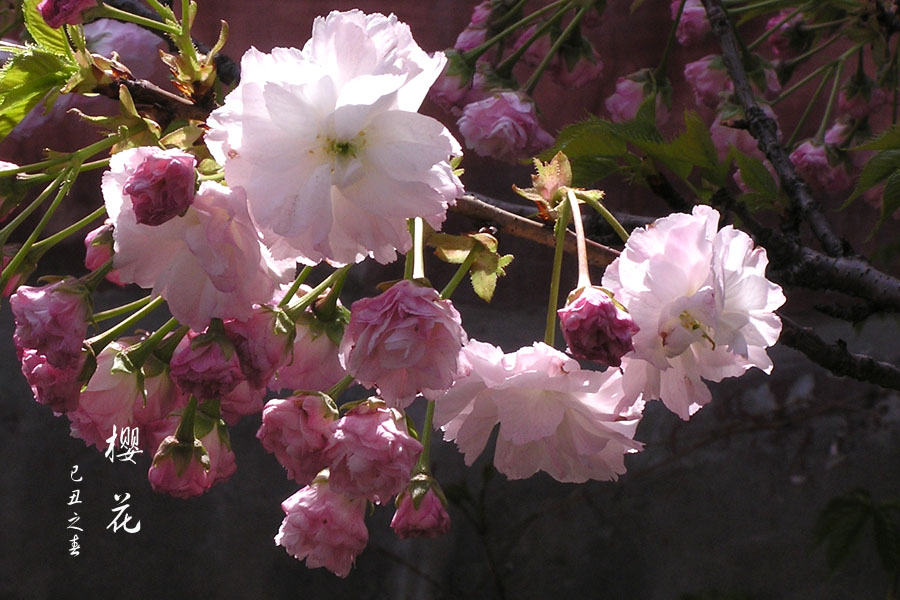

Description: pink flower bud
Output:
[340,280,466,407]
[765,10,804,58]
[684,55,732,109]
[605,74,668,125]
[390,487,451,539]
[37,0,96,28]
[10,278,90,370]
[789,140,851,198]
[19,348,83,413]
[324,401,423,504]
[275,479,368,578]
[672,0,710,46]
[121,148,196,226]
[133,359,188,452]
[554,49,604,89]
[838,87,887,121]
[470,0,492,26]
[219,380,266,425]
[457,90,554,163]
[170,326,245,400]
[558,287,639,367]
[257,394,338,485]
[148,436,212,499]
[84,220,123,286]
[454,26,486,52]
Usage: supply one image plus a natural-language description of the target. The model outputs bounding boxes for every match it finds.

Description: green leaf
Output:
[846,149,900,206]
[853,124,900,151]
[549,118,627,159]
[23,0,71,56]
[733,148,777,198]
[814,490,873,571]
[0,48,76,142]
[879,171,900,227]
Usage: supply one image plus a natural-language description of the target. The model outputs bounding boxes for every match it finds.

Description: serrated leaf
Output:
[428,232,476,264]
[23,0,71,56]
[0,48,76,142]
[853,124,900,151]
[846,149,900,206]
[549,118,628,159]
[570,155,620,186]
[734,149,777,198]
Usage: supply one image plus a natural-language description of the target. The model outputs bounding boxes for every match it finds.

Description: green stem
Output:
[124,317,180,368]
[800,17,852,32]
[578,192,629,243]
[277,265,313,308]
[175,395,198,444]
[314,266,349,321]
[411,217,425,280]
[567,189,591,290]
[0,135,119,178]
[285,266,351,321]
[144,0,175,21]
[0,168,76,290]
[418,400,436,470]
[815,59,844,143]
[787,64,833,148]
[491,0,530,28]
[785,33,843,68]
[440,248,479,300]
[658,0,686,78]
[326,373,355,401]
[496,4,570,76]
[87,296,165,355]
[93,3,179,34]
[727,0,790,14]
[525,3,588,95]
[544,199,571,347]
[461,0,572,65]
[18,158,109,184]
[404,219,415,280]
[746,4,804,52]
[0,170,65,246]
[29,205,105,256]
[772,59,837,105]
[93,295,153,322]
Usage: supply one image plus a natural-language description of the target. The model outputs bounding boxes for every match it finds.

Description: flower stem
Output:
[277,265,313,308]
[175,396,198,444]
[746,4,804,52]
[815,58,844,143]
[18,158,109,184]
[87,296,165,356]
[0,170,66,246]
[29,205,106,256]
[285,266,351,322]
[544,199,571,347]
[0,135,119,178]
[124,317,180,368]
[461,0,572,65]
[525,3,589,95]
[727,0,788,14]
[440,247,479,300]
[784,33,843,68]
[314,266,349,321]
[567,189,591,290]
[326,373,355,401]
[417,399,437,471]
[412,217,425,280]
[658,0,686,78]
[0,168,76,290]
[93,295,153,322]
[93,3,179,35]
[771,58,837,106]
[496,3,571,77]
[578,191,629,243]
[787,63,833,148]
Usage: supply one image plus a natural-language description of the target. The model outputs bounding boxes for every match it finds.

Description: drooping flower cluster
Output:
[602,206,785,419]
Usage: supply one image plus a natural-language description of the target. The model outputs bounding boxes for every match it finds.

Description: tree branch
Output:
[700,0,849,258]
[451,194,620,268]
[779,315,900,392]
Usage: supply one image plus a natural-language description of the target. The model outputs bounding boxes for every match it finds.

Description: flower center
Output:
[323,133,367,187]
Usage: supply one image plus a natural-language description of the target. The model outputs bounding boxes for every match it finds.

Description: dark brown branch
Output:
[451,194,620,268]
[779,316,900,392]
[701,0,849,258]
[94,77,211,127]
